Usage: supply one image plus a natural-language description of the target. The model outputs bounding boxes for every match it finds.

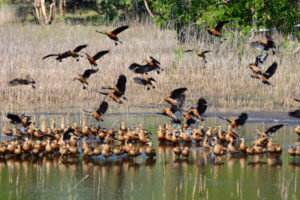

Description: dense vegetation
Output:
[2,0,300,40]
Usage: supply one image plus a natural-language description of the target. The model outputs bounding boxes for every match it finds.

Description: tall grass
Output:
[0,20,299,114]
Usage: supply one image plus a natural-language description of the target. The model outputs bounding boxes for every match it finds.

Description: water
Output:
[0,113,299,200]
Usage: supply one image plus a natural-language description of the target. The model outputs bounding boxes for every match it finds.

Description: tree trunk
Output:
[59,0,66,17]
[34,0,56,25]
[143,0,154,18]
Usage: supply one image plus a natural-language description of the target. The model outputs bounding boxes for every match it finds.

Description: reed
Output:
[0,21,299,114]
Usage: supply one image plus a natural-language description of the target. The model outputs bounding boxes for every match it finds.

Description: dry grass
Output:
[0,19,299,114]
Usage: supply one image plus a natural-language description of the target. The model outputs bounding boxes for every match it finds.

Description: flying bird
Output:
[185,50,211,63]
[84,50,109,67]
[129,56,163,74]
[207,20,229,38]
[219,112,248,129]
[288,110,300,118]
[159,88,187,110]
[256,124,284,137]
[98,74,127,104]
[250,35,276,55]
[8,75,36,89]
[188,98,208,121]
[250,62,277,85]
[42,44,88,61]
[84,99,109,128]
[96,25,129,45]
[73,68,98,90]
[248,53,268,74]
[6,113,32,127]
[133,77,156,90]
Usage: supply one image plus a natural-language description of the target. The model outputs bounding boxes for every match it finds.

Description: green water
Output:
[0,114,299,200]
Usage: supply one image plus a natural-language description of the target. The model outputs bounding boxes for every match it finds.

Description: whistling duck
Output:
[73,68,98,90]
[133,77,156,90]
[240,138,247,153]
[157,125,165,141]
[213,137,226,155]
[250,35,276,54]
[69,145,79,155]
[171,130,179,144]
[295,126,300,136]
[219,112,248,129]
[81,138,88,152]
[225,125,239,140]
[246,145,255,155]
[85,99,108,128]
[45,140,53,154]
[185,50,211,63]
[207,20,229,38]
[123,141,131,154]
[2,123,13,136]
[289,110,300,119]
[98,74,127,104]
[113,146,124,156]
[8,75,36,89]
[158,105,182,124]
[181,130,192,143]
[267,138,276,153]
[203,138,211,150]
[0,144,6,155]
[257,124,284,137]
[145,142,156,158]
[93,146,102,156]
[275,144,282,154]
[295,146,300,156]
[192,129,203,142]
[129,56,163,74]
[248,53,268,74]
[6,113,32,127]
[84,50,109,67]
[253,143,265,154]
[188,98,208,121]
[251,62,278,85]
[228,138,239,153]
[138,130,151,144]
[23,138,32,153]
[173,146,181,157]
[98,128,107,140]
[96,25,129,45]
[288,146,296,157]
[14,144,22,156]
[181,147,189,159]
[159,88,187,108]
[69,134,77,146]
[42,44,88,61]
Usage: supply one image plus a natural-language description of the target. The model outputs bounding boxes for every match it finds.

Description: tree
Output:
[34,0,56,25]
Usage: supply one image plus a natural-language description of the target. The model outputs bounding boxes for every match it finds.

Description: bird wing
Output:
[235,112,248,126]
[97,100,109,115]
[92,50,110,60]
[7,113,22,123]
[263,62,277,79]
[201,50,211,54]
[82,69,98,79]
[288,109,300,118]
[215,20,229,32]
[56,51,71,60]
[250,41,268,50]
[116,74,126,94]
[111,25,129,35]
[177,94,186,110]
[129,63,143,70]
[170,88,187,99]
[133,65,153,74]
[294,98,300,103]
[255,53,268,68]
[73,44,88,52]
[42,54,59,59]
[266,34,274,42]
[196,98,207,115]
[265,124,284,135]
[133,77,146,85]
[9,78,29,85]
[150,56,160,65]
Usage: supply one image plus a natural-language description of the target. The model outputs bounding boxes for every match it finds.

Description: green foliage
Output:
[96,0,133,22]
[147,0,300,41]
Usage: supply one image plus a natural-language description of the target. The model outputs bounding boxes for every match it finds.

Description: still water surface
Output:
[0,113,299,200]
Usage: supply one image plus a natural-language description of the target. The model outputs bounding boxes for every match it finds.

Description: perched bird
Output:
[129,56,163,74]
[84,99,109,127]
[248,53,269,74]
[256,124,284,137]
[9,75,36,89]
[219,112,248,129]
[6,113,32,127]
[207,20,229,38]
[185,50,211,63]
[84,50,109,67]
[133,77,156,90]
[159,88,187,109]
[250,62,278,85]
[98,74,127,103]
[73,68,98,90]
[96,25,129,45]
[250,35,276,55]
[42,44,88,61]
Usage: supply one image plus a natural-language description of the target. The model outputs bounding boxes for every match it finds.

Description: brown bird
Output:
[6,113,32,127]
[84,99,108,128]
[133,77,156,90]
[159,88,187,108]
[73,68,98,90]
[250,35,276,55]
[188,97,208,121]
[219,112,248,129]
[42,44,88,61]
[98,74,127,104]
[257,124,284,137]
[96,25,129,45]
[207,20,229,38]
[84,50,109,67]
[9,75,36,89]
[248,53,268,74]
[251,62,278,85]
[129,56,163,74]
[158,105,182,124]
[185,50,211,63]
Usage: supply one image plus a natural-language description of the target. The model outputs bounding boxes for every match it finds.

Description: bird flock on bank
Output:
[2,21,300,163]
